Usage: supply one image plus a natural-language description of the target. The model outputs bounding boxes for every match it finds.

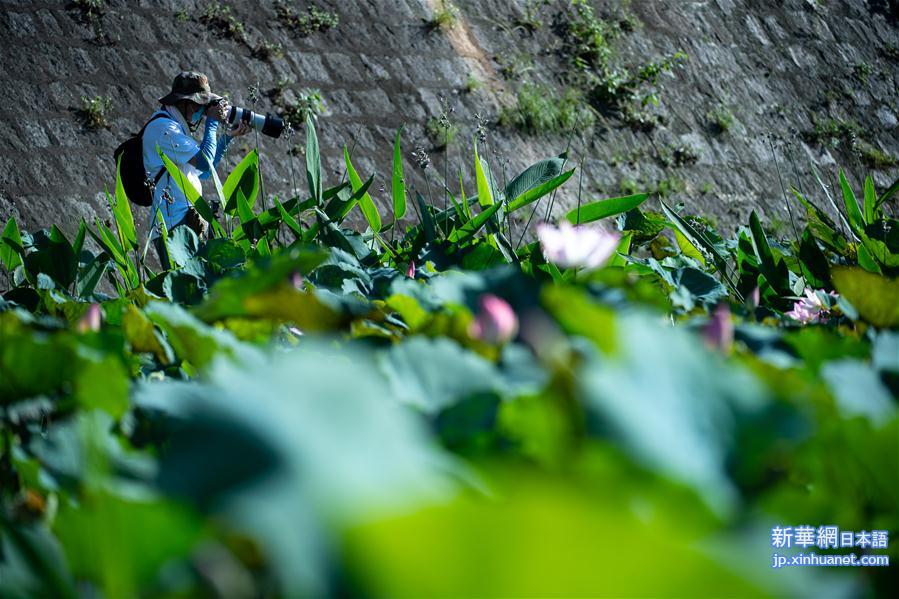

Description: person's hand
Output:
[206,100,229,122]
[226,120,252,137]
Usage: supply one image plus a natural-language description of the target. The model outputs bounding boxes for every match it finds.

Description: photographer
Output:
[142,71,250,267]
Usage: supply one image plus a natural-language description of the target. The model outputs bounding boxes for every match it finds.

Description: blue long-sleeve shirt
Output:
[196,119,234,180]
[142,107,234,236]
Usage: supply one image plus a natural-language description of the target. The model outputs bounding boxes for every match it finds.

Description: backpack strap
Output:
[142,112,176,187]
[138,112,172,137]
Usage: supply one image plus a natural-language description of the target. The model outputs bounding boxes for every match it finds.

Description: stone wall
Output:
[0,0,897,238]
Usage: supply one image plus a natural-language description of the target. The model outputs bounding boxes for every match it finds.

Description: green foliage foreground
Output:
[0,117,897,597]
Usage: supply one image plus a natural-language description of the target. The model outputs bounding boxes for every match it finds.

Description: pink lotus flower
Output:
[77,303,102,333]
[469,294,518,344]
[291,272,304,290]
[406,261,416,278]
[703,303,734,353]
[537,221,621,270]
[785,288,839,324]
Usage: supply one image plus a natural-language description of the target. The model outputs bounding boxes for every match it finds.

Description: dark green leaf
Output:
[507,169,575,213]
[417,192,436,242]
[1,216,24,272]
[503,153,566,206]
[839,169,865,233]
[798,227,831,288]
[448,202,503,244]
[305,114,322,206]
[790,188,849,254]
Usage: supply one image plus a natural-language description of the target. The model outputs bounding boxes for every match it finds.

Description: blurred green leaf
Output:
[55,491,202,598]
[820,360,895,425]
[0,518,76,599]
[579,313,765,509]
[145,302,249,368]
[135,342,456,594]
[379,336,505,413]
[343,472,770,598]
[832,267,899,327]
[541,285,616,353]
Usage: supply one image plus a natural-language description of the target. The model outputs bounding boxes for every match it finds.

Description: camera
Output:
[224,104,285,138]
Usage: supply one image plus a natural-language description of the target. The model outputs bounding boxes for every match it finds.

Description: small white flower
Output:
[537,221,621,270]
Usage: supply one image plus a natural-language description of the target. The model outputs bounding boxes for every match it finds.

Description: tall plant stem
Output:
[825,168,852,240]
[493,144,512,238]
[767,134,800,242]
[425,174,439,240]
[410,185,424,228]
[517,129,577,250]
[253,126,268,212]
[544,114,590,223]
[575,156,585,225]
[286,137,299,204]
[443,131,449,239]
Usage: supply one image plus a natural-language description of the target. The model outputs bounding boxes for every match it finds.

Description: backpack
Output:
[113,113,172,207]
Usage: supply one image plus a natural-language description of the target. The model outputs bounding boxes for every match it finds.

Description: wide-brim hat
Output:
[158,71,222,106]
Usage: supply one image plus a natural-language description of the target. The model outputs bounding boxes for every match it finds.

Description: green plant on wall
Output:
[429,0,461,30]
[499,82,596,134]
[498,1,688,136]
[426,117,459,149]
[275,2,339,36]
[79,95,113,130]
[200,2,246,42]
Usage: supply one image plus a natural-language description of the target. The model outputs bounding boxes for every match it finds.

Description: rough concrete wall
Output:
[459,0,899,229]
[0,0,896,238]
[0,0,483,235]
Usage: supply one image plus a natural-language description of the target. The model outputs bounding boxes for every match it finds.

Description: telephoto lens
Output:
[227,106,285,138]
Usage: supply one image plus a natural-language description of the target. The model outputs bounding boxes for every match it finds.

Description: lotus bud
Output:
[78,303,102,333]
[469,294,518,344]
[703,303,734,354]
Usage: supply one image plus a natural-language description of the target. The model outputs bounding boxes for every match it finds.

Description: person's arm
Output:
[188,118,219,176]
